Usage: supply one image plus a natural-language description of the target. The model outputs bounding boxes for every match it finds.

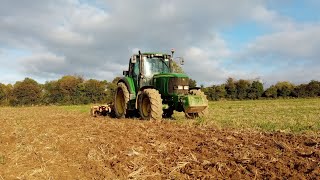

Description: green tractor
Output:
[114,49,208,120]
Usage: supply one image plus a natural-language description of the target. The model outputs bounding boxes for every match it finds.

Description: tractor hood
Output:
[153,73,189,79]
[153,73,189,96]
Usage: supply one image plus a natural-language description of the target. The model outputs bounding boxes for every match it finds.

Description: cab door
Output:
[131,58,140,92]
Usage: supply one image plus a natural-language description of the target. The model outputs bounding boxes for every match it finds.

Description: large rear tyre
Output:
[185,89,208,118]
[139,89,163,120]
[114,82,129,118]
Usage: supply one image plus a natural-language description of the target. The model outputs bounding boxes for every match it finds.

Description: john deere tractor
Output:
[114,50,208,120]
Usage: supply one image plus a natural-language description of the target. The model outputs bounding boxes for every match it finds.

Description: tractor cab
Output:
[124,52,172,89]
[116,50,208,120]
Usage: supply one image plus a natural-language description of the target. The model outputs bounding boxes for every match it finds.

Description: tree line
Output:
[0,76,319,106]
[0,76,119,106]
[202,78,320,101]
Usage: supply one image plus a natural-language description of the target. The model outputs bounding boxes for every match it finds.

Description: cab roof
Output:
[133,52,171,56]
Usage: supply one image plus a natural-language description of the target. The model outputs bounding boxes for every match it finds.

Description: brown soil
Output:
[0,107,319,179]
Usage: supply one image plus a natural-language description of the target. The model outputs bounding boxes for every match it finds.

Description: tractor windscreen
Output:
[144,56,170,77]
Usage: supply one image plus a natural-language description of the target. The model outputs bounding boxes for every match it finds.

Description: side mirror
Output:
[131,55,136,63]
[123,70,129,76]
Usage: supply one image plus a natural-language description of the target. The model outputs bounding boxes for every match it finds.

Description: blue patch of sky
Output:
[5,48,31,57]
[267,0,320,22]
[78,0,110,12]
[218,21,271,74]
[219,1,320,76]
[221,21,268,52]
[0,48,31,73]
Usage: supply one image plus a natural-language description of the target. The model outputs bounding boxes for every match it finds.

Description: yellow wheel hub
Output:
[116,89,124,114]
[141,96,151,117]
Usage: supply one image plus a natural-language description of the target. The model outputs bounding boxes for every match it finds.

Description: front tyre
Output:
[139,89,163,120]
[114,82,129,118]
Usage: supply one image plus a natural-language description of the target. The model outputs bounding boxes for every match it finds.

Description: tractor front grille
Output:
[168,77,189,95]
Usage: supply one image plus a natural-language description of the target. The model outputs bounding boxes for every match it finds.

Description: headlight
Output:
[184,86,189,90]
[178,85,183,90]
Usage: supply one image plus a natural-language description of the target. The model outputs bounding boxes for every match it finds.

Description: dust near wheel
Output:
[114,82,129,118]
[139,89,163,120]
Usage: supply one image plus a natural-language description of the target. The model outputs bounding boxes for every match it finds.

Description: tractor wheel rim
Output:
[116,89,124,114]
[142,96,151,117]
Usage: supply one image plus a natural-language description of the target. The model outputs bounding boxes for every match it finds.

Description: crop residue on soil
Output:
[0,106,319,179]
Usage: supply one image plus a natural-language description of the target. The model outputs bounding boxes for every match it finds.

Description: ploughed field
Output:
[0,99,319,179]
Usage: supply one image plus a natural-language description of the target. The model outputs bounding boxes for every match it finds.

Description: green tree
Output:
[189,78,197,88]
[84,79,107,104]
[225,77,237,99]
[57,75,84,104]
[264,85,278,98]
[236,79,251,100]
[76,82,87,104]
[275,81,295,98]
[43,78,108,105]
[215,85,226,100]
[216,84,226,100]
[204,84,226,101]
[0,83,7,105]
[11,78,42,106]
[248,81,264,99]
[292,84,308,98]
[42,75,85,105]
[306,80,320,97]
[202,87,210,99]
[203,86,214,101]
[4,84,13,105]
[43,80,63,104]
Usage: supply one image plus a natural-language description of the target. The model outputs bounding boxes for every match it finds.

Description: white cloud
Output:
[251,5,296,30]
[231,23,320,86]
[0,0,319,87]
[20,53,67,77]
[245,26,320,60]
[183,34,232,85]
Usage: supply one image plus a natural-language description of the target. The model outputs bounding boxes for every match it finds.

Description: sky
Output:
[0,0,320,87]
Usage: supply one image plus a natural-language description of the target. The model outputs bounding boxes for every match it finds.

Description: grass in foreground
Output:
[177,98,320,134]
[59,98,320,134]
